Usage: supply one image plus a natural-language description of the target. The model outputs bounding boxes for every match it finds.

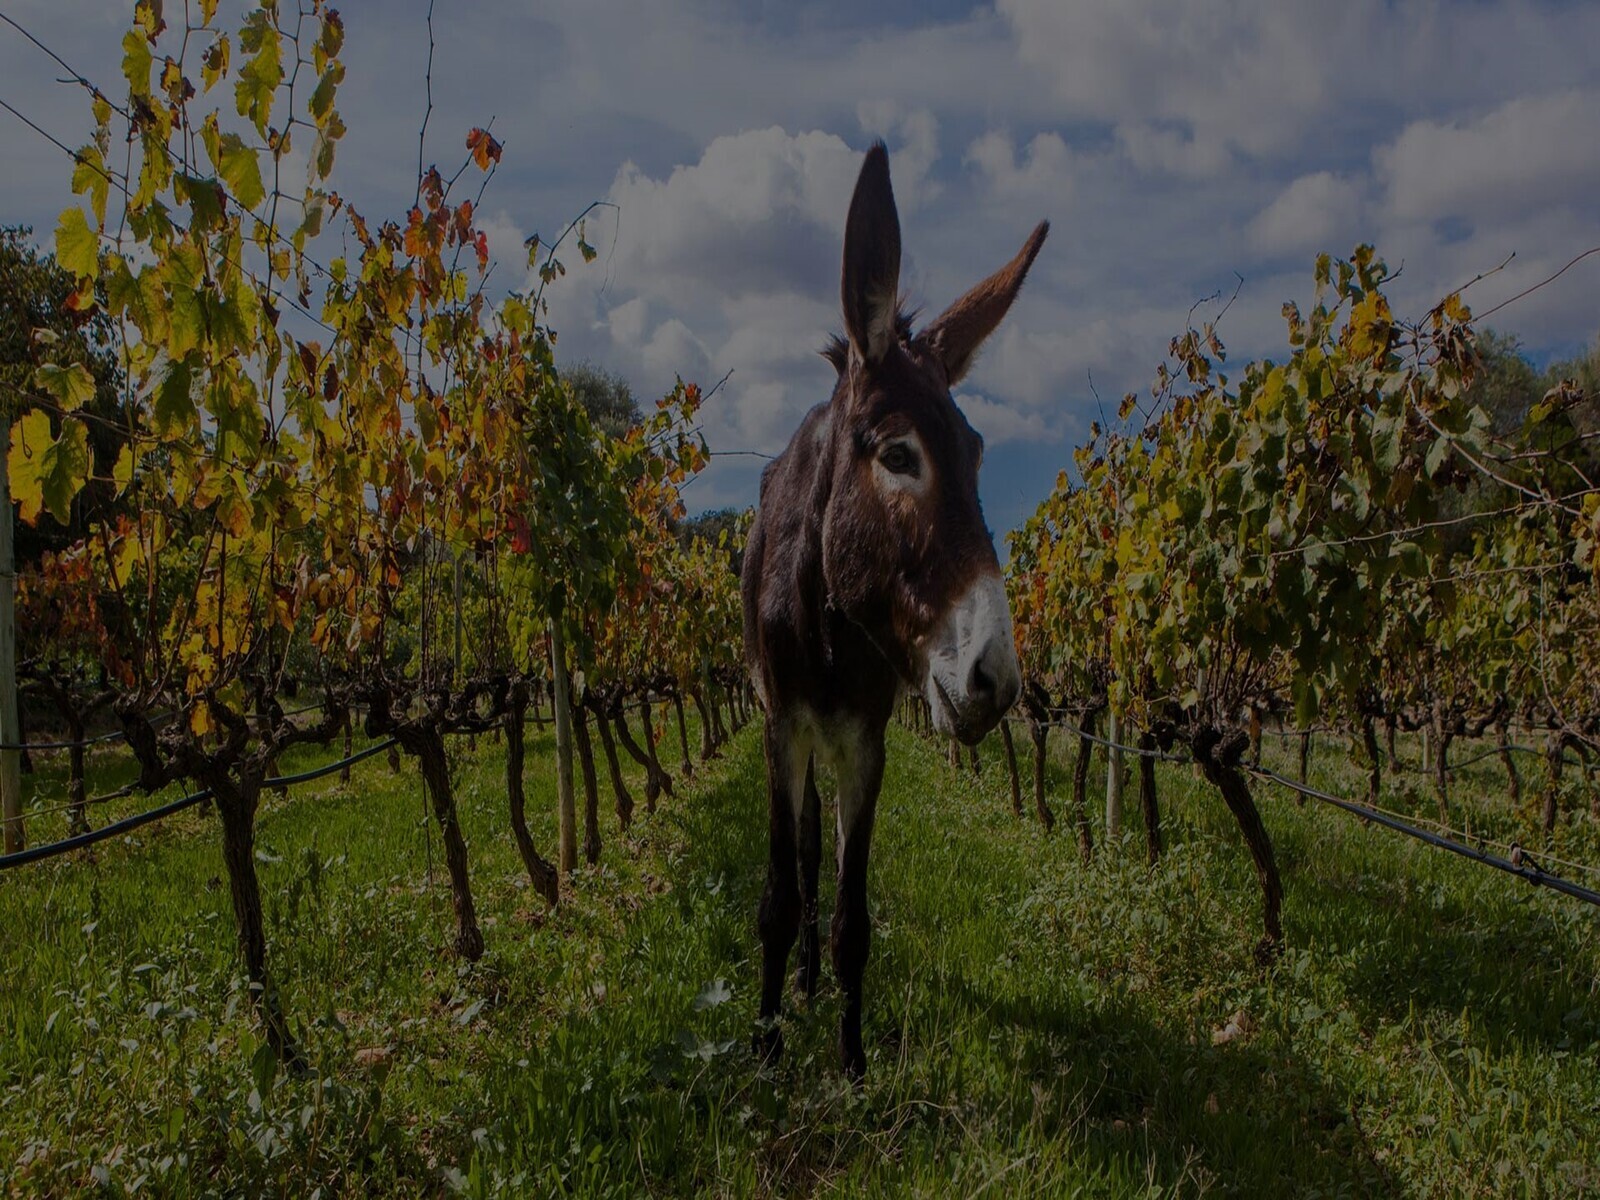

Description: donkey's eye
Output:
[879,442,918,476]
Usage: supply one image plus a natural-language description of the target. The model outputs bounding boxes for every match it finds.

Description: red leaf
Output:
[466,127,502,171]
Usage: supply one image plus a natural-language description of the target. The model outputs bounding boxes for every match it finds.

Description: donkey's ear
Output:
[841,142,902,366]
[922,221,1049,385]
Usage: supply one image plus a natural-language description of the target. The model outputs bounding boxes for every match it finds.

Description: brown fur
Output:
[742,141,1047,1078]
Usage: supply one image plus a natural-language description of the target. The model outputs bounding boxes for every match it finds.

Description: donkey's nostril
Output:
[968,655,995,702]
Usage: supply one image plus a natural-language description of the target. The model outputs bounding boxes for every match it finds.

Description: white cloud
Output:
[1115,123,1230,180]
[994,0,1340,165]
[955,392,1055,446]
[856,102,942,208]
[1249,172,1365,255]
[3,0,1598,536]
[1375,89,1600,226]
[966,130,1076,203]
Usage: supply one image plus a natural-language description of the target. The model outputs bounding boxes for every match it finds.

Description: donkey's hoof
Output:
[795,955,822,1003]
[839,1037,866,1082]
[753,1023,784,1066]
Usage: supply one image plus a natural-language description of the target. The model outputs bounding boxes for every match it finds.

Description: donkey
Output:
[741,142,1047,1078]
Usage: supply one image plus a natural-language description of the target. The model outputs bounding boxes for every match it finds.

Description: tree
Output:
[0,226,128,562]
[677,507,749,575]
[1465,329,1543,436]
[563,362,640,439]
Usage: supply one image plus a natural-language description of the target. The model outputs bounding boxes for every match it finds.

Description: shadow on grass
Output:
[464,733,1406,1198]
[1287,861,1599,1057]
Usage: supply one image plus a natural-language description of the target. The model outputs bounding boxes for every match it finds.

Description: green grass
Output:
[2,716,1598,1197]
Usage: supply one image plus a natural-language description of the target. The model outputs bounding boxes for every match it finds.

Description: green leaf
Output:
[54,207,99,280]
[692,978,732,1011]
[71,146,111,228]
[309,62,343,123]
[1424,435,1451,479]
[7,411,51,525]
[112,445,136,495]
[155,359,196,435]
[216,133,265,211]
[175,173,226,230]
[8,411,91,526]
[122,29,154,99]
[250,1038,278,1098]
[168,283,204,360]
[202,32,230,91]
[1370,411,1402,475]
[235,32,282,137]
[1393,541,1427,578]
[43,423,91,525]
[33,362,97,412]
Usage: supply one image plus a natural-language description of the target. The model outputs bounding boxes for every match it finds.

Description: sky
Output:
[3,0,1598,539]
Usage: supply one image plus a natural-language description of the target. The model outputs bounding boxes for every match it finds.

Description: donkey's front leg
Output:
[832,734,885,1080]
[795,759,823,1001]
[756,715,807,1063]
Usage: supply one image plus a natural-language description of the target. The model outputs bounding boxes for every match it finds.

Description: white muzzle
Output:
[922,573,1021,744]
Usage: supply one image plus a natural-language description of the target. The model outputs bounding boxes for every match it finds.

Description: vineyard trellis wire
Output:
[0,734,398,871]
[946,706,1600,906]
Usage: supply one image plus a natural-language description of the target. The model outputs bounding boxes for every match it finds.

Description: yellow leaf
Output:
[7,411,53,525]
[54,207,99,280]
[34,362,97,412]
[112,445,136,495]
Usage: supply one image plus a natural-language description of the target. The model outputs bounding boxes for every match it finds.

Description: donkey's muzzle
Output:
[924,573,1021,745]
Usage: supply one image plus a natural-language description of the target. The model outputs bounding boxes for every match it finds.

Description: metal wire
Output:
[0,738,398,871]
[1246,764,1600,908]
[927,708,1600,902]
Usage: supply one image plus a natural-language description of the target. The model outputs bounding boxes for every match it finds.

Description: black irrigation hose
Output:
[0,787,214,870]
[265,737,398,788]
[978,709,1600,908]
[0,738,399,872]
[1441,743,1588,772]
[0,727,130,752]
[1002,713,1188,763]
[0,702,342,754]
[1246,764,1600,909]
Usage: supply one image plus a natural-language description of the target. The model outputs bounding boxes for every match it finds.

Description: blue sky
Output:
[4,0,1599,539]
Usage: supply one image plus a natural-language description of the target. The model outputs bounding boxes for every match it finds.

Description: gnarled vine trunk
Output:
[613,703,670,811]
[409,724,485,960]
[1543,730,1571,835]
[1000,720,1023,817]
[1029,721,1055,833]
[1194,726,1282,961]
[505,691,559,907]
[1359,716,1382,808]
[693,689,714,762]
[591,698,634,832]
[640,697,673,806]
[672,691,694,780]
[573,705,602,865]
[1071,710,1097,864]
[1139,731,1162,867]
[213,775,302,1065]
[1496,719,1520,804]
[1431,702,1451,824]
[66,715,87,836]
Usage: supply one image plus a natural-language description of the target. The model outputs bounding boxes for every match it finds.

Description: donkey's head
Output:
[820,143,1044,744]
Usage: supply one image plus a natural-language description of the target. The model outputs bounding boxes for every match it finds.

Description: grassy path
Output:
[2,720,1598,1196]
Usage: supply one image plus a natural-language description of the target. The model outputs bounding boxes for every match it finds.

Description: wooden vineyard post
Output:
[0,415,21,854]
[550,620,578,872]
[1105,709,1124,842]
